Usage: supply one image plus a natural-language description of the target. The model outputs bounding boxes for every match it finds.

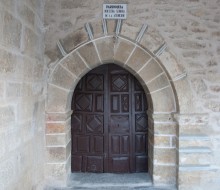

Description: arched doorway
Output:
[71,64,148,173]
[45,19,184,188]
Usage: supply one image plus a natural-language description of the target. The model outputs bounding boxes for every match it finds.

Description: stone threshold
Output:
[45,173,176,190]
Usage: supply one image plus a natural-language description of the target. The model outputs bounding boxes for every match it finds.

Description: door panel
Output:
[71,64,148,173]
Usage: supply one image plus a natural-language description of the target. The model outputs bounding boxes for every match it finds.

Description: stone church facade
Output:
[0,0,220,189]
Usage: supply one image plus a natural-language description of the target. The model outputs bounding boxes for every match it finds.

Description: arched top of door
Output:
[46,19,193,115]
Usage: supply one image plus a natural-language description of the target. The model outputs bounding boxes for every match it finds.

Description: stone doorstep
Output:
[44,173,176,190]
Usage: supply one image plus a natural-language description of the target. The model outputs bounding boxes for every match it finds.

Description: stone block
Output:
[46,112,72,122]
[50,65,77,90]
[179,135,212,148]
[46,141,70,162]
[147,73,170,93]
[22,27,38,57]
[3,11,22,49]
[114,38,135,64]
[45,48,61,63]
[0,156,17,189]
[125,46,151,73]
[77,42,100,68]
[0,82,4,97]
[138,59,164,84]
[46,134,68,146]
[61,52,89,78]
[121,21,140,41]
[91,20,104,39]
[153,165,176,185]
[17,2,35,27]
[154,148,176,164]
[175,40,206,50]
[33,63,45,80]
[159,50,185,79]
[154,135,171,147]
[46,84,71,112]
[0,105,15,127]
[61,27,88,52]
[95,37,114,63]
[153,122,177,135]
[179,124,206,135]
[140,28,164,53]
[0,0,15,12]
[107,20,116,35]
[46,163,67,180]
[178,169,211,186]
[179,150,212,165]
[6,82,22,97]
[0,7,3,42]
[0,49,18,78]
[151,86,176,113]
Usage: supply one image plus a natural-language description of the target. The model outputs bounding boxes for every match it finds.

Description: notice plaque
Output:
[103,4,127,19]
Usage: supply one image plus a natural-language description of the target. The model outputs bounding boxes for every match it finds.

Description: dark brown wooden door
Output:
[71,64,148,173]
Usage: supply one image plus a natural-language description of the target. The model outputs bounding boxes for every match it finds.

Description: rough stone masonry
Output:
[0,0,220,190]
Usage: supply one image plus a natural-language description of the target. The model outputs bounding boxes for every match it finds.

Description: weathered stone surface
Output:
[0,106,15,127]
[91,20,104,39]
[138,59,164,84]
[179,150,212,165]
[61,27,88,52]
[175,40,206,50]
[121,21,140,41]
[147,73,170,92]
[107,20,116,35]
[46,122,67,134]
[158,50,185,80]
[3,11,21,49]
[46,134,68,146]
[154,135,172,147]
[22,27,39,57]
[174,79,196,113]
[179,136,212,148]
[46,163,67,179]
[151,86,176,113]
[153,122,177,135]
[61,52,89,78]
[140,28,164,53]
[17,2,35,27]
[46,142,71,163]
[125,46,151,73]
[153,165,176,185]
[191,78,208,95]
[95,37,114,63]
[77,42,100,68]
[154,148,176,164]
[114,38,135,64]
[47,84,71,112]
[205,101,220,112]
[50,65,77,90]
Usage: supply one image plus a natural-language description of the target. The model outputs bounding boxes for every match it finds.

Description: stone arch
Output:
[45,19,191,188]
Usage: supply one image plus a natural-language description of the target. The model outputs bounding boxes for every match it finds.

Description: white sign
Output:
[103,4,127,19]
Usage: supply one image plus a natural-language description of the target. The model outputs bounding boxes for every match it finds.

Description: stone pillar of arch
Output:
[45,19,195,188]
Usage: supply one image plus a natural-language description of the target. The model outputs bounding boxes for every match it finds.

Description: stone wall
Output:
[0,0,46,189]
[44,0,220,189]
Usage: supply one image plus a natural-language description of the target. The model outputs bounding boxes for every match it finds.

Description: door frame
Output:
[45,19,193,188]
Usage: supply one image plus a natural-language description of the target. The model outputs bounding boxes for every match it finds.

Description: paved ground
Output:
[45,173,176,190]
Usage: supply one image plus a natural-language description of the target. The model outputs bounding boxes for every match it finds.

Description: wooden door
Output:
[71,64,148,173]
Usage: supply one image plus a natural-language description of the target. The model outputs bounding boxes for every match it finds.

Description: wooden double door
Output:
[71,64,148,173]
